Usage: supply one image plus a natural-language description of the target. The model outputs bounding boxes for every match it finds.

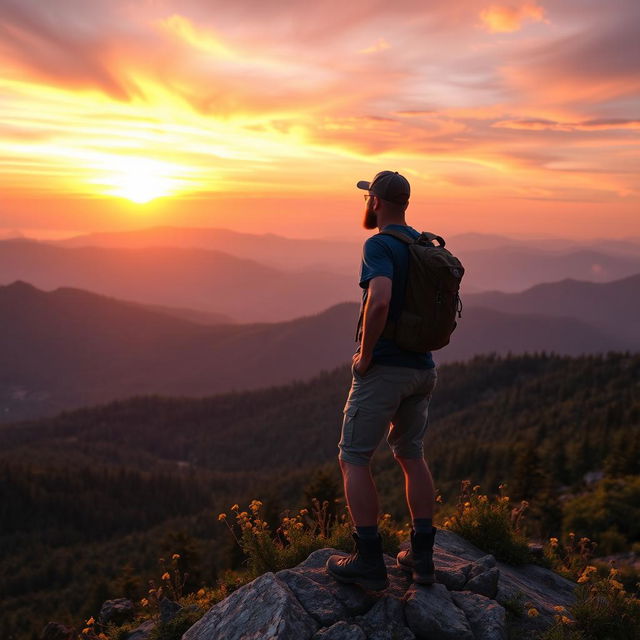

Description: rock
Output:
[124,618,156,640]
[159,597,182,623]
[354,595,415,640]
[312,621,366,639]
[98,598,135,626]
[276,568,348,626]
[469,555,497,578]
[40,622,74,640]
[465,567,500,599]
[182,571,318,640]
[403,583,474,640]
[451,591,507,640]
[495,561,576,634]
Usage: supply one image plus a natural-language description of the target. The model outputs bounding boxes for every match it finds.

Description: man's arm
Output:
[354,275,392,374]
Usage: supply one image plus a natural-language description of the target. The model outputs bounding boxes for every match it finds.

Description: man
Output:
[326,170,439,591]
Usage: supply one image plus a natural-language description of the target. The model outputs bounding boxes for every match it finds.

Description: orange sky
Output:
[0,0,639,240]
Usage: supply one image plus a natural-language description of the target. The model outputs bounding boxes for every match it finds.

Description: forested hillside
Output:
[1,352,638,639]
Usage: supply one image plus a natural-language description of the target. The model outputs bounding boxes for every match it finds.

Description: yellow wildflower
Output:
[473,485,481,492]
[82,628,90,635]
[549,537,559,548]
[86,617,95,626]
[162,572,171,580]
[231,504,239,511]
[553,605,565,612]
[527,608,539,617]
[197,588,206,597]
[609,579,624,590]
[218,513,227,521]
[172,553,180,560]
[561,616,573,625]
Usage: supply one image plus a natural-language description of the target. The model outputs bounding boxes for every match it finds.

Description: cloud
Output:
[359,38,391,54]
[493,118,640,132]
[479,3,547,33]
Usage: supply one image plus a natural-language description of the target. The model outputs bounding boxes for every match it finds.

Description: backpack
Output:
[356,230,464,352]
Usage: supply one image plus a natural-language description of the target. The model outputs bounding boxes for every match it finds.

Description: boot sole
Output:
[396,560,436,585]
[326,567,389,591]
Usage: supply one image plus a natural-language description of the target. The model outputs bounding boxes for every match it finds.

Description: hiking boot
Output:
[326,532,389,591]
[396,526,436,585]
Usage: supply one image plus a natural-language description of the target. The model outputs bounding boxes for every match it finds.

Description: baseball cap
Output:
[357,170,410,205]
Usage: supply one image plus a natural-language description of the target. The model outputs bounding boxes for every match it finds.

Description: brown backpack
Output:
[356,230,464,352]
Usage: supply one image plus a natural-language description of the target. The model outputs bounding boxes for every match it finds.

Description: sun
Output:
[94,156,187,204]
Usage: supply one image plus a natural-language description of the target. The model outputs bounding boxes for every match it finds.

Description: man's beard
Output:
[363,202,377,229]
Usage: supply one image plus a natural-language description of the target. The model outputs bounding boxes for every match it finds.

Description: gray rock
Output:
[403,583,474,640]
[465,567,500,599]
[124,618,157,640]
[495,562,576,634]
[451,591,507,640]
[312,621,366,639]
[40,622,74,640]
[182,571,318,640]
[355,595,415,640]
[277,568,348,626]
[468,555,497,578]
[159,597,182,624]
[98,598,135,626]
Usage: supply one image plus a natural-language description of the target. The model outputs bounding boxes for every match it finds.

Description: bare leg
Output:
[394,455,435,520]
[339,457,379,526]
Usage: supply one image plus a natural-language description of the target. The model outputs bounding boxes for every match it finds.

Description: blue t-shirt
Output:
[357,224,435,369]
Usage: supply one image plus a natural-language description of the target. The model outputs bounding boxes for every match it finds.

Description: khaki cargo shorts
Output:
[338,363,438,466]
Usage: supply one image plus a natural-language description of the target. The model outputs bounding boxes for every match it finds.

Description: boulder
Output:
[182,572,318,640]
[403,583,474,640]
[451,591,507,640]
[124,618,157,640]
[354,594,415,640]
[40,622,74,640]
[465,566,500,599]
[98,598,135,626]
[312,621,366,639]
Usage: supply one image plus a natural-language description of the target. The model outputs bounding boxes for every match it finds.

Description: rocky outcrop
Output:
[180,529,575,640]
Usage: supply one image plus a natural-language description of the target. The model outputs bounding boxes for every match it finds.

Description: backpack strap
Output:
[380,229,446,247]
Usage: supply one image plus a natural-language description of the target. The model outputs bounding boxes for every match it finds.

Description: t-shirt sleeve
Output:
[359,236,394,288]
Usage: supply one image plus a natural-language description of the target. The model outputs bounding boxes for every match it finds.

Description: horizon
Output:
[1,0,639,240]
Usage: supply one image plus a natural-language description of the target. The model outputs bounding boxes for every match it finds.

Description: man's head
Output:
[357,170,410,230]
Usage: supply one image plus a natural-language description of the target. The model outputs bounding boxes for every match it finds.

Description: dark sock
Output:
[356,525,379,539]
[413,518,433,534]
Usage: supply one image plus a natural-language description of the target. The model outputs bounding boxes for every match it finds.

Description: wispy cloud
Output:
[479,3,547,33]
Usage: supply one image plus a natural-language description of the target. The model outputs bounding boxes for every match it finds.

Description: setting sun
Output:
[92,156,188,204]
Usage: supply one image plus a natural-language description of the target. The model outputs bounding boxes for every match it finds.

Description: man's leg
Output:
[394,455,435,520]
[339,456,379,526]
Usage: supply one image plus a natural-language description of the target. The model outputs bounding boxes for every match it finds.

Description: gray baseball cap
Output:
[357,170,410,205]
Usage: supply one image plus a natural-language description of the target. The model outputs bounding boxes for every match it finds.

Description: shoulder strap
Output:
[379,229,446,248]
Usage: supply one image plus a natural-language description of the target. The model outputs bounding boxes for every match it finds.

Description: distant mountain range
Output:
[2,274,637,423]
[2,231,638,319]
[0,238,357,322]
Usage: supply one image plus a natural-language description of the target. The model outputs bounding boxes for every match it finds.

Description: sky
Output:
[0,0,639,240]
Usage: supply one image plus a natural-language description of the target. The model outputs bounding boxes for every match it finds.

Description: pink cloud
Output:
[479,3,547,33]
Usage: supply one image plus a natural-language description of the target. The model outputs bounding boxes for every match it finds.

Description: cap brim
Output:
[356,180,370,190]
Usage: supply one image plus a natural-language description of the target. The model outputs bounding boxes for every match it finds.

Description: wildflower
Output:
[86,617,95,626]
[436,494,443,503]
[140,598,149,607]
[299,508,309,515]
[82,629,90,635]
[560,615,573,625]
[473,485,481,492]
[549,537,559,548]
[162,572,171,580]
[608,579,624,590]
[553,605,565,612]
[218,513,227,521]
[172,553,180,560]
[197,588,206,597]
[231,504,239,511]
[527,608,539,617]
[295,522,304,530]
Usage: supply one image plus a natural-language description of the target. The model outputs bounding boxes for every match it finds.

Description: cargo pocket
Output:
[341,403,359,447]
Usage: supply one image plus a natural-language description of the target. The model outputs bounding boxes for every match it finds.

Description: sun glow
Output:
[92,157,188,204]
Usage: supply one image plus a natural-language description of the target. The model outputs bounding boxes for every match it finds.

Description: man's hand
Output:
[352,352,372,377]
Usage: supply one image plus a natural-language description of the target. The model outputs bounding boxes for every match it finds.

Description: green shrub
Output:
[443,481,533,565]
[217,498,404,578]
[540,566,640,640]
